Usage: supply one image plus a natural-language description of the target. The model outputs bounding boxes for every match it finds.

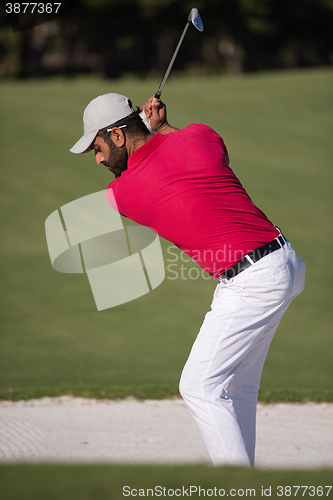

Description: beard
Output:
[103,139,128,178]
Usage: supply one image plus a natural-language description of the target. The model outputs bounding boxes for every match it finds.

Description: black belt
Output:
[218,234,286,282]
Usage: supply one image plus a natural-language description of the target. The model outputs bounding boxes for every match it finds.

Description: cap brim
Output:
[70,131,98,154]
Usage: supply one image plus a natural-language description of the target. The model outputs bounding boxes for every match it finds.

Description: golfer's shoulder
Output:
[180,123,222,143]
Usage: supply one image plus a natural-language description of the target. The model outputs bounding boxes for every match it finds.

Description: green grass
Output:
[1,464,333,500]
[0,68,332,400]
[0,386,333,403]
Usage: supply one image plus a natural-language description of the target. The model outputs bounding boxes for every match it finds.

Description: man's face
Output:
[93,135,128,178]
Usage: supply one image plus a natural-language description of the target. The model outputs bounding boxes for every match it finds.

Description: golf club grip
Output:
[152,97,160,104]
[139,109,154,134]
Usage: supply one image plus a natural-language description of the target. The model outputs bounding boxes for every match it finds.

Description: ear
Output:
[109,127,126,148]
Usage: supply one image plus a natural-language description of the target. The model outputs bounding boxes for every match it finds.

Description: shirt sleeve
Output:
[106,181,120,213]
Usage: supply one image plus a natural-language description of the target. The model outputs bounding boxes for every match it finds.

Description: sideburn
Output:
[104,135,128,178]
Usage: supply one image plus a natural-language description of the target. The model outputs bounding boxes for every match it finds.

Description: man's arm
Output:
[141,96,178,135]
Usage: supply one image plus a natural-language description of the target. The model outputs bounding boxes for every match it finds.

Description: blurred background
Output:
[1,0,333,80]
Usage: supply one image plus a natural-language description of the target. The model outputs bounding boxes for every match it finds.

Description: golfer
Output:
[70,93,305,467]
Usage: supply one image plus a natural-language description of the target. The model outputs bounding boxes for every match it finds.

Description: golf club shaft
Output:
[154,20,191,102]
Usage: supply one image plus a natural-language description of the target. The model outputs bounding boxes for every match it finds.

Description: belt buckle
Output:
[218,273,226,283]
[275,234,285,247]
[274,226,286,246]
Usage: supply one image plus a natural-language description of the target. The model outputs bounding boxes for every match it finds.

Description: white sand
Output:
[0,398,332,469]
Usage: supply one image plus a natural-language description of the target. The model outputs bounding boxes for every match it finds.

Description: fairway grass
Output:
[0,68,332,400]
[1,464,333,500]
[1,386,333,403]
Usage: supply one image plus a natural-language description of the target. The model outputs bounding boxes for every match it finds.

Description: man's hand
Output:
[141,97,178,135]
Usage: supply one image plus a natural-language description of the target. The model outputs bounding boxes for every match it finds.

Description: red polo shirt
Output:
[106,124,279,278]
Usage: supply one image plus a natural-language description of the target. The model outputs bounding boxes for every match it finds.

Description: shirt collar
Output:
[128,133,167,168]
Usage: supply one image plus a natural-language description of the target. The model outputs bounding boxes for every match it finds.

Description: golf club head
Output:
[189,8,204,32]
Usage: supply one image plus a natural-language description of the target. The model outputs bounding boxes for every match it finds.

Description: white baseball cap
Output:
[70,93,135,154]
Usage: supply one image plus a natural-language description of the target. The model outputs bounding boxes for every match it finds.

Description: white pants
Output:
[179,240,305,467]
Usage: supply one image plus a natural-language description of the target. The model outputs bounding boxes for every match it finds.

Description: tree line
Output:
[1,0,333,78]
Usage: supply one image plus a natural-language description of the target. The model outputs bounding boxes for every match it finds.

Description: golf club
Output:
[140,8,204,130]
